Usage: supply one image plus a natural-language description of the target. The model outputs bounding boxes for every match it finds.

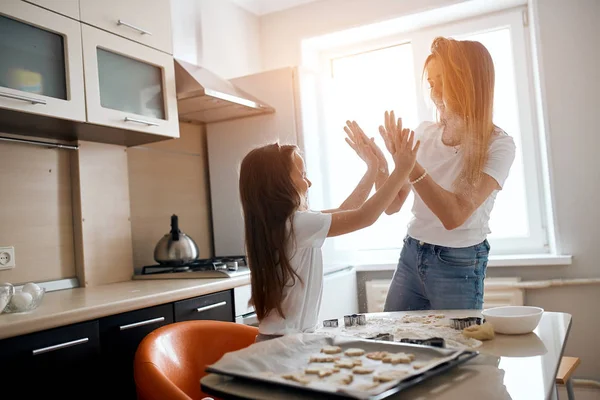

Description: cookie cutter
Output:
[367,333,394,342]
[322,318,339,328]
[343,313,367,327]
[400,337,445,348]
[450,317,484,330]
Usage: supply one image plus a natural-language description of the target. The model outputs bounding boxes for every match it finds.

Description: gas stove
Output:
[132,256,250,280]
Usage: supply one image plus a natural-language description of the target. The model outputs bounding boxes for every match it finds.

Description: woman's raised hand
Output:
[379,110,404,156]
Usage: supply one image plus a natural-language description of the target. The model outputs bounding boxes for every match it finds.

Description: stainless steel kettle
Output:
[153,214,199,265]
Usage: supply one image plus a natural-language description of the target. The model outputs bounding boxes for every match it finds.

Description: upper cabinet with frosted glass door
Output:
[79,0,173,54]
[0,1,85,122]
[81,24,179,138]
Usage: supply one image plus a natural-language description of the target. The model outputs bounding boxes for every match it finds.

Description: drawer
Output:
[99,303,173,347]
[79,0,173,54]
[0,320,100,397]
[0,319,100,365]
[174,290,234,323]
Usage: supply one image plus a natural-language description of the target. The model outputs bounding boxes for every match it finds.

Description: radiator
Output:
[365,277,524,313]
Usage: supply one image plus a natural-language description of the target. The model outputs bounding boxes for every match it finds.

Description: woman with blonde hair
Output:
[346,36,516,311]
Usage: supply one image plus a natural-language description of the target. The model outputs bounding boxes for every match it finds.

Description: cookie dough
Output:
[412,358,440,370]
[335,359,362,369]
[382,352,415,365]
[462,322,495,340]
[366,351,389,361]
[344,348,366,357]
[353,366,375,375]
[282,373,311,384]
[321,345,343,354]
[373,370,409,383]
[305,366,339,377]
[310,354,338,363]
[336,374,354,385]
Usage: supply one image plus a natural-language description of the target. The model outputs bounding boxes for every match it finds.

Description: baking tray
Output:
[205,333,478,400]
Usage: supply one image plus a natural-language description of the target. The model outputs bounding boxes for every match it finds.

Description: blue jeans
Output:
[383,236,490,311]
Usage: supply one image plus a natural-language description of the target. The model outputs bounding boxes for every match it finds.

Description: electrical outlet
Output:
[0,247,15,270]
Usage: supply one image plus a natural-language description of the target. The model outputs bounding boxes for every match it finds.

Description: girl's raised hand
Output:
[344,121,378,169]
[392,127,420,173]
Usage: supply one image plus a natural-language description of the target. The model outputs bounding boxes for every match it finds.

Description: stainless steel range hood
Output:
[174,58,275,124]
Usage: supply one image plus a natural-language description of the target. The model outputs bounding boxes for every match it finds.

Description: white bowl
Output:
[481,306,544,335]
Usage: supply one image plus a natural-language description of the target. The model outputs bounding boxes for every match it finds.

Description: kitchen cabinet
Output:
[174,290,234,322]
[0,1,86,122]
[23,0,80,20]
[99,303,173,399]
[0,289,235,398]
[79,0,173,54]
[81,24,179,140]
[0,320,100,398]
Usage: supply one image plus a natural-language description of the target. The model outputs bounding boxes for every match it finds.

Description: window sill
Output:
[353,254,573,272]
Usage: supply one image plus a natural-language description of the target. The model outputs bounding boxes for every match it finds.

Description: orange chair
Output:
[134,320,259,400]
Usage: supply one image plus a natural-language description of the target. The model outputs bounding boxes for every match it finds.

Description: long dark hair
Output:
[239,143,302,320]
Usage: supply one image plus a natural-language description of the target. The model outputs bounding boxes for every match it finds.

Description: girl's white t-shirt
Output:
[258,210,332,335]
[407,121,516,248]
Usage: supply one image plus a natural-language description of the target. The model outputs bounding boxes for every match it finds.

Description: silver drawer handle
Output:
[0,91,47,105]
[32,338,89,355]
[197,301,227,313]
[120,316,165,331]
[117,20,152,35]
[124,117,159,126]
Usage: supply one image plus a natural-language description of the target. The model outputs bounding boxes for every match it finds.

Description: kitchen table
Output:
[200,310,572,400]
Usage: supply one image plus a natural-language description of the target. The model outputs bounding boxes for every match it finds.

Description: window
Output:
[304,6,548,265]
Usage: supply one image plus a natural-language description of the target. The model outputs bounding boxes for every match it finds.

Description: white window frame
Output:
[304,6,550,266]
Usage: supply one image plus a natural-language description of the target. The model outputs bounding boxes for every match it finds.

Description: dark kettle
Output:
[153,214,199,265]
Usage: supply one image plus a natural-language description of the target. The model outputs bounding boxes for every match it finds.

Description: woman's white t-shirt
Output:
[258,210,332,335]
[407,121,516,248]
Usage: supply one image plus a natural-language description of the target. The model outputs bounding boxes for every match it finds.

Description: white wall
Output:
[258,0,600,380]
[260,0,465,70]
[171,0,262,79]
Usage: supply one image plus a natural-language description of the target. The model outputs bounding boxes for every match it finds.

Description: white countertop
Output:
[202,310,573,400]
[0,275,250,340]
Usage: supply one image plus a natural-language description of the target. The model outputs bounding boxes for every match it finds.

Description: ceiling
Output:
[231,0,320,16]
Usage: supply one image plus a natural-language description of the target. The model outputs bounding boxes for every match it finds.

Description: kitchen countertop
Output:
[202,310,572,400]
[0,275,250,340]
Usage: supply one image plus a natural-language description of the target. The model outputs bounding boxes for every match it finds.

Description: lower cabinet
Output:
[0,320,101,399]
[99,303,174,399]
[174,290,234,322]
[0,289,236,399]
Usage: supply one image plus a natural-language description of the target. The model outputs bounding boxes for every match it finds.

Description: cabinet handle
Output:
[32,338,89,355]
[196,301,227,313]
[119,316,165,331]
[117,20,152,35]
[0,91,46,105]
[124,117,159,126]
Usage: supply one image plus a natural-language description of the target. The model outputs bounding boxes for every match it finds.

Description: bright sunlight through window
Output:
[316,7,547,262]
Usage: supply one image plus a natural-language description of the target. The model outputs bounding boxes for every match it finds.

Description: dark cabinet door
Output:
[174,290,234,322]
[99,303,174,399]
[0,320,101,399]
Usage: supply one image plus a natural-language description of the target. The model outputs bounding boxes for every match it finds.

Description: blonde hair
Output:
[424,36,495,189]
